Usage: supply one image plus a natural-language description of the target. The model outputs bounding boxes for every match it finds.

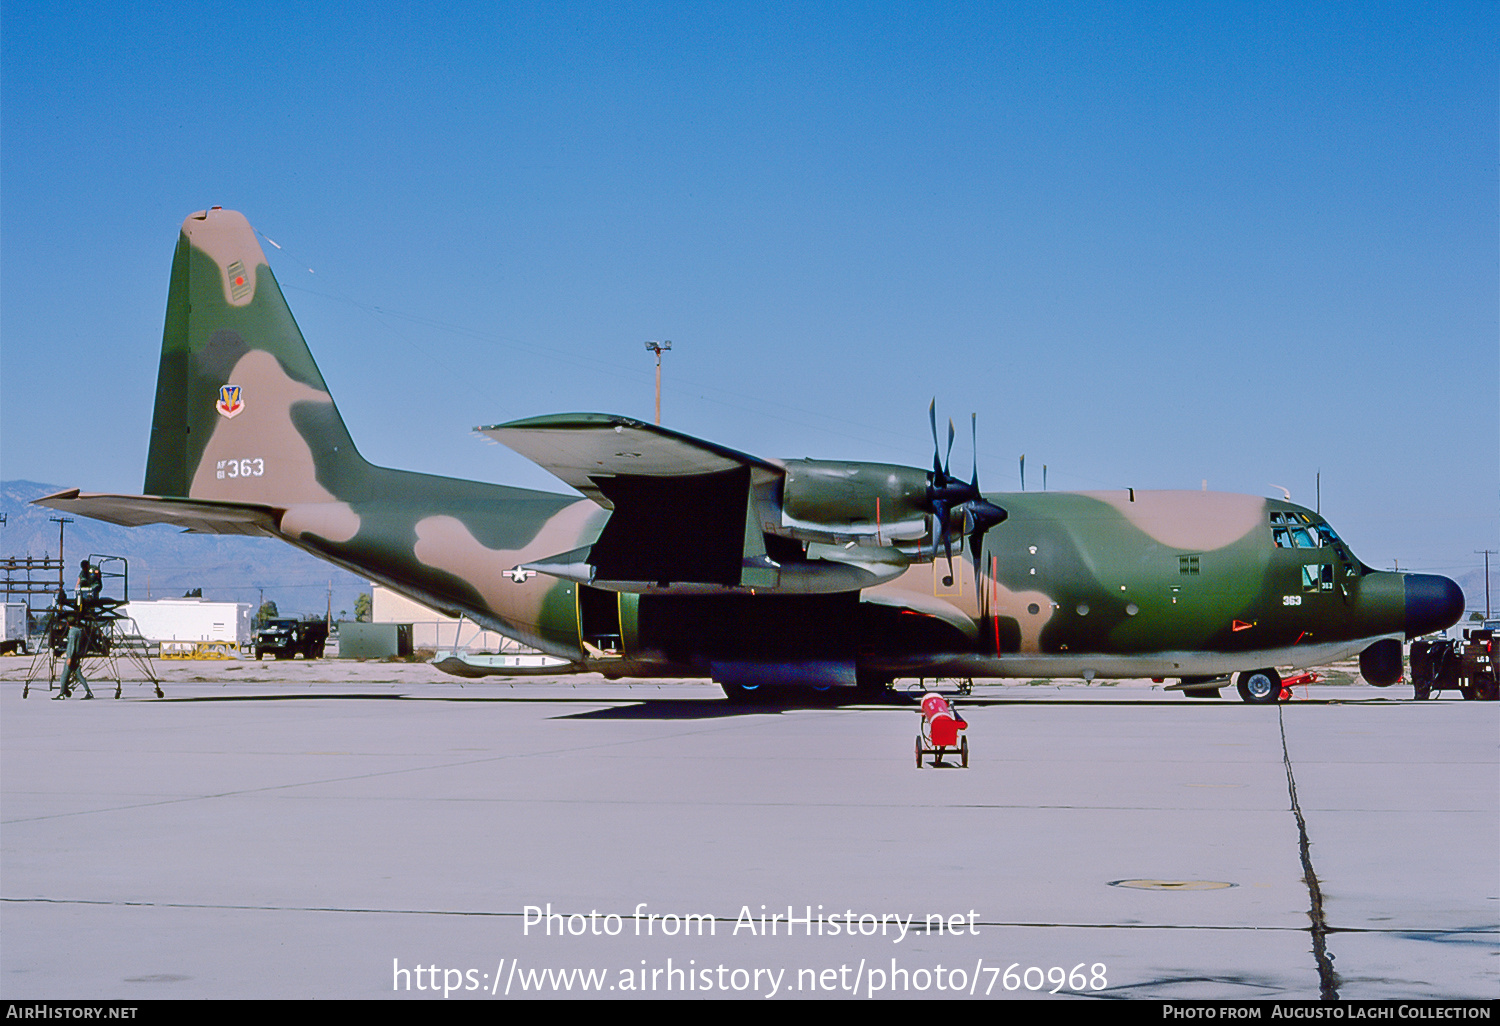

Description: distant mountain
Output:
[2,481,368,617]
[1455,567,1500,622]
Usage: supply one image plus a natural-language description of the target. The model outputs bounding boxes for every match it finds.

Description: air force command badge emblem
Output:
[216,385,245,418]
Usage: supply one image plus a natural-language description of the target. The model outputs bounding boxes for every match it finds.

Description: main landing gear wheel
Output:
[915,736,923,768]
[961,734,969,768]
[1236,668,1283,705]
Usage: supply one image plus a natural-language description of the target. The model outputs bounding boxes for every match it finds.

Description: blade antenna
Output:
[970,413,979,490]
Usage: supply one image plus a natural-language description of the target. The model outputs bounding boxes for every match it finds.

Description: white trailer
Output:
[1,602,28,655]
[122,599,252,645]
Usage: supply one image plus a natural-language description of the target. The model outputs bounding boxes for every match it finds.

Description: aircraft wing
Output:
[33,489,280,537]
[478,413,782,508]
[479,414,792,588]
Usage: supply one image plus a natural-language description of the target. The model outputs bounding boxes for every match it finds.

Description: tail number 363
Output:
[217,458,265,479]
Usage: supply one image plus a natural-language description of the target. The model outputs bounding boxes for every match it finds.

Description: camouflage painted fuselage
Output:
[38,209,1463,691]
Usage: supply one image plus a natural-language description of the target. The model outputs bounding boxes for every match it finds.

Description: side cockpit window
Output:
[1301,564,1335,592]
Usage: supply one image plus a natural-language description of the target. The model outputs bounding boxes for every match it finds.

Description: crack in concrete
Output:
[1280,705,1340,1000]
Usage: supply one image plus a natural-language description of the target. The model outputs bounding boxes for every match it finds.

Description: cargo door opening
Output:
[578,585,623,656]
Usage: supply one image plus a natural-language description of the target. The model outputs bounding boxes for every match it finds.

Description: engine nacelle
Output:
[776,459,930,545]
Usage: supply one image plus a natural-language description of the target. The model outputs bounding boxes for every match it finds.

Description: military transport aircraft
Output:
[36,208,1465,703]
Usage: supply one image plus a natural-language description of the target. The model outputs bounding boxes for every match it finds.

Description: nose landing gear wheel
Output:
[1236,668,1283,704]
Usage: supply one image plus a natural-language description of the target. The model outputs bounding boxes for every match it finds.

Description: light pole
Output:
[644,340,671,425]
[1478,549,1496,618]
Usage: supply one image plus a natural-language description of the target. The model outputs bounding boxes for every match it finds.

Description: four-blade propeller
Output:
[926,402,1007,587]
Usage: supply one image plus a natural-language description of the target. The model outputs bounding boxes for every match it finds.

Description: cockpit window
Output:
[1314,523,1357,571]
[1271,513,1348,555]
[1272,521,1319,548]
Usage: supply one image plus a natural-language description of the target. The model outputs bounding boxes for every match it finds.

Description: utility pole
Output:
[644,340,672,425]
[1478,549,1496,618]
[49,516,73,591]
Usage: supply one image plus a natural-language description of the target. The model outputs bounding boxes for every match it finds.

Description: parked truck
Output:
[252,619,329,660]
[1410,628,1497,700]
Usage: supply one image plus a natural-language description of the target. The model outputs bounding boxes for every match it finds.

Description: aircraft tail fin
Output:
[144,207,369,504]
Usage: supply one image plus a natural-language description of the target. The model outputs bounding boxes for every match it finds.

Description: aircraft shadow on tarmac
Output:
[554,693,915,720]
[158,693,411,702]
[546,690,1272,719]
[146,688,1404,715]
[153,691,896,717]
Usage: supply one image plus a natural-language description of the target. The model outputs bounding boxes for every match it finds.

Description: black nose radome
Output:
[1405,574,1464,638]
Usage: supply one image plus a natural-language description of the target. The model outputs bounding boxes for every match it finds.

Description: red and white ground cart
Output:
[915,691,968,768]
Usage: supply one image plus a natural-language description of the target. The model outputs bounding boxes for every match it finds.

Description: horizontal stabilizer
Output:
[33,489,279,537]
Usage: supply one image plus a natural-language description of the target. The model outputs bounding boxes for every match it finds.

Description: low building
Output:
[122,598,252,645]
[370,585,524,654]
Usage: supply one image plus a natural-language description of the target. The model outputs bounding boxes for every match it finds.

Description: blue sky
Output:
[3,2,1496,599]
